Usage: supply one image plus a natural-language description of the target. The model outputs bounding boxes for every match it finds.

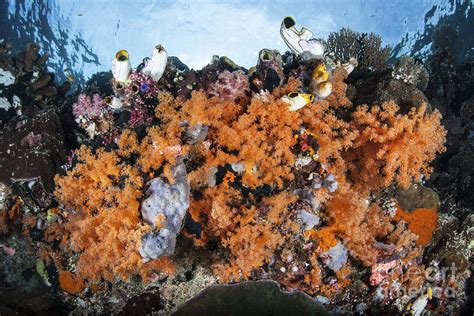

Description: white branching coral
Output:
[392,56,429,91]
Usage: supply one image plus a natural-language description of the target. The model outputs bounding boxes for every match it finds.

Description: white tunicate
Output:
[112,52,131,82]
[293,189,320,211]
[0,68,15,86]
[207,167,218,187]
[141,44,167,82]
[231,162,245,173]
[139,163,190,260]
[322,173,338,193]
[297,209,320,230]
[12,95,20,109]
[298,40,325,61]
[0,97,11,110]
[185,123,208,144]
[321,242,348,271]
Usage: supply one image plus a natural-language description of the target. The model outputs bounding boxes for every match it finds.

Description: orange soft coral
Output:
[224,221,284,280]
[178,86,302,188]
[346,101,446,190]
[52,65,446,292]
[212,96,301,188]
[54,146,147,282]
[190,184,296,282]
[309,186,392,265]
[53,130,178,282]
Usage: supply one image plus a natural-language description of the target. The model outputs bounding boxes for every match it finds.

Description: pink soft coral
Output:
[72,93,106,120]
[207,70,249,101]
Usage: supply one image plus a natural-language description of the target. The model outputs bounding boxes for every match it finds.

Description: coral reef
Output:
[0,42,70,125]
[207,70,249,101]
[346,101,446,190]
[1,19,471,315]
[52,144,175,283]
[49,44,446,310]
[392,56,429,91]
[325,28,392,71]
[72,93,112,138]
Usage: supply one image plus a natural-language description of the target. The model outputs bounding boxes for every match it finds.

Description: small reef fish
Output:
[281,92,314,111]
[64,68,75,82]
[311,63,330,84]
[313,81,332,99]
[310,63,333,99]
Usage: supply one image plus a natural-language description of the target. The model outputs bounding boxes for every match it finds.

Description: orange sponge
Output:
[59,271,86,295]
[395,207,438,246]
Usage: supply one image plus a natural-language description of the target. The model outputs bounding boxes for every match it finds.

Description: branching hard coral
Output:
[325,28,391,70]
[357,32,392,71]
[326,28,360,63]
[392,56,429,91]
[345,101,446,191]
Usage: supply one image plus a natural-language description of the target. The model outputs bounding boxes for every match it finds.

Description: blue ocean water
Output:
[1,0,472,83]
